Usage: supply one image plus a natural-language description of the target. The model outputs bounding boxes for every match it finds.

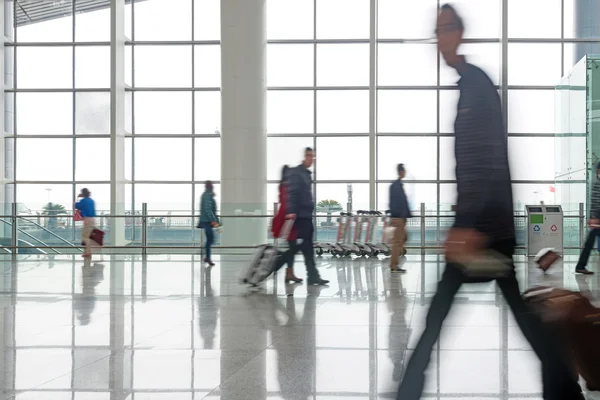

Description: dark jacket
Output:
[453,60,514,243]
[199,191,219,224]
[286,164,314,219]
[591,178,600,219]
[389,180,411,219]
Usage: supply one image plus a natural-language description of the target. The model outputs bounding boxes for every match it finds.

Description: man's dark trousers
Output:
[294,218,319,280]
[397,240,582,400]
[577,227,600,270]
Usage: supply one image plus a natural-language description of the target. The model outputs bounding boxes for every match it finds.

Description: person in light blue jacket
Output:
[198,181,219,266]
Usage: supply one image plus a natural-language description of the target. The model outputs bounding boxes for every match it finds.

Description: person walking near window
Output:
[75,188,96,259]
[272,165,303,284]
[286,148,329,286]
[397,5,584,400]
[389,163,411,273]
[199,181,219,266]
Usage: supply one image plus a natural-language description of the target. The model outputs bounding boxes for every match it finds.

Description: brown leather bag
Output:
[523,287,600,391]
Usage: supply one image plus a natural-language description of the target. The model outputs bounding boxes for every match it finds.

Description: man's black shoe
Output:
[307,277,329,286]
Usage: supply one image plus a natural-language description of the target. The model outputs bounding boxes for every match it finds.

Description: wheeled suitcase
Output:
[241,219,294,286]
[523,286,600,391]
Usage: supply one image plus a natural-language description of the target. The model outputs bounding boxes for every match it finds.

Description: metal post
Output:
[141,203,147,256]
[579,202,585,249]
[420,203,426,255]
[11,203,17,256]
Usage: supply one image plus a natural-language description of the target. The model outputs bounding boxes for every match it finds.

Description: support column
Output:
[368,0,377,210]
[1,1,14,240]
[220,0,267,249]
[110,0,126,247]
[574,0,600,64]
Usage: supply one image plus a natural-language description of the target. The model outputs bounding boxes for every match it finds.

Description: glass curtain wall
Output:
[5,0,598,236]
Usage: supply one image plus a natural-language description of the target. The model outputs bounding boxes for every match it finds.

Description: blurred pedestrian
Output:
[199,181,219,266]
[75,188,96,259]
[396,5,584,400]
[389,163,411,272]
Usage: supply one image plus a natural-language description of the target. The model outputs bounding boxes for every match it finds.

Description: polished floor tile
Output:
[0,251,599,399]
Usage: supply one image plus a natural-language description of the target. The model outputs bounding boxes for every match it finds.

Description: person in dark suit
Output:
[396,5,584,400]
[389,163,412,273]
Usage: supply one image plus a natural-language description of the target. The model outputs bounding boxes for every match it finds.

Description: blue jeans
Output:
[200,222,214,260]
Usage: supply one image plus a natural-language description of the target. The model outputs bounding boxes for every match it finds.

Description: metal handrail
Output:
[0,218,57,254]
[17,216,83,252]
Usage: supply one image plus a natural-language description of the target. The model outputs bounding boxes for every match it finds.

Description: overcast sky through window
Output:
[10,0,580,214]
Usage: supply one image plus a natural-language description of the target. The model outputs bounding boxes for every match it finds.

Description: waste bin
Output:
[526,205,563,256]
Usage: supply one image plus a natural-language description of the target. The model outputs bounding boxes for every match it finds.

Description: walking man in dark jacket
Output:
[389,163,411,272]
[397,5,583,400]
[286,147,329,286]
[574,162,600,274]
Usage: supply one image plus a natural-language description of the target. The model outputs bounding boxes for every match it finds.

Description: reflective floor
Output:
[0,251,599,400]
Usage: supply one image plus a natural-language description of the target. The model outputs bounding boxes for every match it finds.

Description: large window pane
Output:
[75,5,110,42]
[75,46,110,88]
[135,184,192,211]
[378,44,437,86]
[268,44,313,87]
[194,92,221,135]
[508,44,562,86]
[316,137,369,180]
[134,92,192,134]
[16,2,72,42]
[135,46,192,88]
[267,0,314,40]
[17,47,72,89]
[439,90,460,134]
[17,93,72,135]
[378,0,437,39]
[440,183,457,210]
[76,139,110,181]
[267,137,313,181]
[440,43,500,85]
[193,0,220,40]
[16,184,73,214]
[317,183,369,212]
[513,183,559,208]
[76,92,111,135]
[268,91,314,134]
[377,183,437,212]
[194,138,221,181]
[134,0,192,41]
[446,0,501,39]
[134,138,192,181]
[508,0,561,38]
[317,0,369,39]
[508,137,555,181]
[317,90,368,134]
[439,137,456,181]
[377,137,437,180]
[194,45,220,87]
[508,90,555,134]
[16,139,73,181]
[317,44,369,87]
[378,90,436,133]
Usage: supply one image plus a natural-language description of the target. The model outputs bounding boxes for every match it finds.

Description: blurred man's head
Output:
[303,147,315,168]
[436,4,464,68]
[397,163,407,179]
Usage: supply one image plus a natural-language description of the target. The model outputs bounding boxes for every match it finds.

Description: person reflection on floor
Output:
[73,262,105,326]
[198,265,219,349]
[385,263,411,386]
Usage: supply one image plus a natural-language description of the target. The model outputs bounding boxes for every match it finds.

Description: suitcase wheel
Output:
[316,248,324,256]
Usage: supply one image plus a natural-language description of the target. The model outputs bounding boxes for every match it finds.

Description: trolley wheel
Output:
[316,248,324,256]
[331,250,339,257]
[402,248,408,256]
[344,250,352,257]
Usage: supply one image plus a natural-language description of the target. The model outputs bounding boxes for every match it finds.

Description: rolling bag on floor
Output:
[523,286,600,391]
[241,219,294,286]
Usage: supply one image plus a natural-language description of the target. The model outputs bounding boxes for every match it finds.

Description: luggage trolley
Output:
[315,212,350,257]
[352,211,373,257]
[378,210,393,257]
[336,212,362,257]
[364,211,388,257]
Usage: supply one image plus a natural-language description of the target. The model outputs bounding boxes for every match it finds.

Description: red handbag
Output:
[74,210,83,221]
[90,228,104,246]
